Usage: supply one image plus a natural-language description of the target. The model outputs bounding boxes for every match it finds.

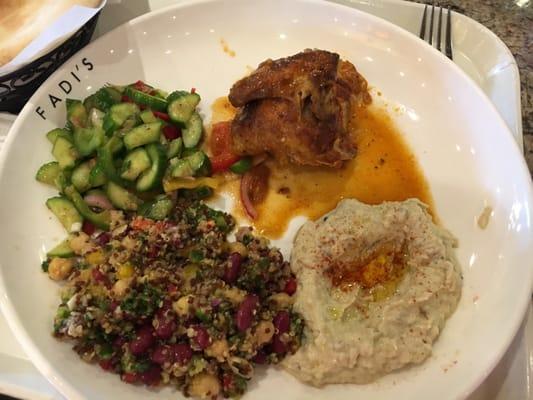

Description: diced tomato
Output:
[152,111,170,122]
[211,152,241,174]
[210,121,232,156]
[133,80,153,93]
[121,95,133,103]
[209,121,241,173]
[191,87,196,94]
[162,124,181,140]
[284,278,297,295]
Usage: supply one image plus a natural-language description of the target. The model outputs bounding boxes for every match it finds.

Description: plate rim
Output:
[0,0,531,399]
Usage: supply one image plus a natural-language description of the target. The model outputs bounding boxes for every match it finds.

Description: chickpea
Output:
[187,373,221,399]
[112,278,132,299]
[228,241,248,258]
[206,339,229,362]
[223,287,246,305]
[48,257,74,281]
[68,233,92,255]
[173,295,194,316]
[253,320,275,347]
[269,292,294,308]
[121,236,138,251]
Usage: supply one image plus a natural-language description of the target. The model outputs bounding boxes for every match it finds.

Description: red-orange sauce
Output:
[210,97,433,238]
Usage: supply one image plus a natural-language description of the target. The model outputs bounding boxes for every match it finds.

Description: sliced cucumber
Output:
[89,163,107,187]
[138,195,173,220]
[169,158,193,178]
[47,238,74,258]
[65,186,110,230]
[167,137,183,159]
[36,161,61,186]
[54,170,71,193]
[136,143,167,192]
[182,112,203,148]
[103,103,139,135]
[189,151,211,176]
[52,136,79,169]
[84,87,121,112]
[124,86,168,112]
[140,110,157,124]
[123,122,161,150]
[120,148,151,181]
[89,108,105,129]
[170,150,211,178]
[46,128,70,144]
[66,99,87,129]
[166,90,190,104]
[181,186,214,200]
[167,93,200,126]
[73,126,105,157]
[71,159,96,193]
[97,136,126,185]
[46,197,83,233]
[105,181,142,211]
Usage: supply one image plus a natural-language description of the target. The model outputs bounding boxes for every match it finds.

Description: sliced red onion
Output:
[240,175,258,220]
[84,193,114,210]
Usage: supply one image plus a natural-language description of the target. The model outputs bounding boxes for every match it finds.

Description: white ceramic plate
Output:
[0,0,531,399]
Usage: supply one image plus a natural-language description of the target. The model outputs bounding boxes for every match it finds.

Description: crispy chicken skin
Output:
[228,49,371,167]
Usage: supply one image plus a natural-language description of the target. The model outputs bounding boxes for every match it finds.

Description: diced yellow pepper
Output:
[85,250,105,266]
[117,263,134,279]
[163,176,224,192]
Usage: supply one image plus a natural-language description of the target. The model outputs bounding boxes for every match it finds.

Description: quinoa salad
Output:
[43,196,304,399]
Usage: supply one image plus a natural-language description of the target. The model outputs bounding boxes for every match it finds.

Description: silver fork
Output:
[419,4,453,60]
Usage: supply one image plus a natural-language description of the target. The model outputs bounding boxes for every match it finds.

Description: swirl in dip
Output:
[283,198,462,385]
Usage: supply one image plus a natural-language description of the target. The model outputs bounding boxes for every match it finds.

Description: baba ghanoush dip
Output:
[283,198,462,385]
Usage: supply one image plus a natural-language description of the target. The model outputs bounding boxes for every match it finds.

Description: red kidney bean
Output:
[113,336,126,350]
[91,268,110,288]
[139,365,161,386]
[172,343,193,365]
[272,335,288,354]
[81,220,96,236]
[235,294,259,332]
[129,326,155,355]
[95,232,111,245]
[193,326,211,349]
[151,345,173,365]
[167,283,178,293]
[284,278,297,296]
[155,317,175,340]
[121,372,138,384]
[273,311,290,334]
[109,301,119,312]
[252,351,267,364]
[224,253,242,284]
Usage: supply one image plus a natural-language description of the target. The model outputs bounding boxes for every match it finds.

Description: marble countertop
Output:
[417,0,533,172]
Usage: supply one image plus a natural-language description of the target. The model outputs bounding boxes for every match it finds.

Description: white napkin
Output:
[0,1,107,76]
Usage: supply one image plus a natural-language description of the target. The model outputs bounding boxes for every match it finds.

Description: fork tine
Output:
[436,7,443,51]
[419,5,428,39]
[428,3,435,45]
[445,6,453,60]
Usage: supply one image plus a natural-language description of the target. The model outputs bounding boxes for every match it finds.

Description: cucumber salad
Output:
[36,81,303,399]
